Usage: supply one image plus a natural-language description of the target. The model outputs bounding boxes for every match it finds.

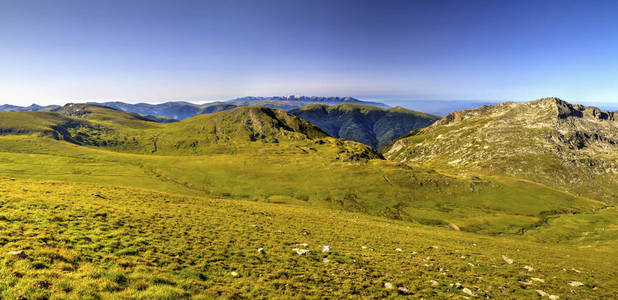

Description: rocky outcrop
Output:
[385,98,618,202]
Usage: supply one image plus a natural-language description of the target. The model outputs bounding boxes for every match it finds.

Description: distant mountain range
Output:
[0,96,388,120]
[0,104,60,112]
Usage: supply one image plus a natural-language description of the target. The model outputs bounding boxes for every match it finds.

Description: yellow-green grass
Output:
[0,135,603,236]
[0,178,615,299]
[524,207,618,248]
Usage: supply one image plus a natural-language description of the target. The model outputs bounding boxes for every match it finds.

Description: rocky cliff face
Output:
[385,98,618,202]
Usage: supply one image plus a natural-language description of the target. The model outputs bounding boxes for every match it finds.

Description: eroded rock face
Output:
[385,98,618,202]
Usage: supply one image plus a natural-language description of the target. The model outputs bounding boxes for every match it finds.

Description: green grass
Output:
[0,135,602,236]
[0,107,616,298]
[0,178,615,299]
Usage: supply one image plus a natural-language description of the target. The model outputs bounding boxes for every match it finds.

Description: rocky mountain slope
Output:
[290,104,439,148]
[385,97,618,202]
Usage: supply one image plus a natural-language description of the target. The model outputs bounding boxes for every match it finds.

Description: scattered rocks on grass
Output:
[549,295,560,300]
[257,248,265,254]
[531,277,545,283]
[537,290,550,297]
[430,280,439,286]
[230,271,239,277]
[524,265,534,272]
[384,282,393,289]
[394,248,402,252]
[322,245,330,252]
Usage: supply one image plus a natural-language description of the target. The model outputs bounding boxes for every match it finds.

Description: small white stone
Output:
[569,281,584,287]
[230,271,239,277]
[292,248,311,255]
[322,245,330,252]
[462,287,474,296]
[257,248,265,254]
[394,248,402,252]
[384,282,393,289]
[502,255,514,264]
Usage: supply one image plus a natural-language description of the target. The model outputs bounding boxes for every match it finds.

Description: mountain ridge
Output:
[385,97,618,202]
[290,103,439,148]
[0,96,390,120]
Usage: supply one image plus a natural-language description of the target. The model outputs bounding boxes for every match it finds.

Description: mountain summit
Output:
[385,97,617,202]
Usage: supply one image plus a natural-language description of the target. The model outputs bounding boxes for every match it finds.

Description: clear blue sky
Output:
[1,0,617,106]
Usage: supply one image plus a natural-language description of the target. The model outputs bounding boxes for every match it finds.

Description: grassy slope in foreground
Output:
[290,103,439,149]
[0,178,615,299]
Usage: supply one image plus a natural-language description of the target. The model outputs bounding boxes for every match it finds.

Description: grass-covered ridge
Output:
[385,98,618,203]
[290,103,439,148]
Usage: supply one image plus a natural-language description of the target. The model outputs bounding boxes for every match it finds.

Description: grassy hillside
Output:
[290,104,439,148]
[0,132,604,237]
[0,178,615,299]
[0,104,616,298]
[385,98,618,204]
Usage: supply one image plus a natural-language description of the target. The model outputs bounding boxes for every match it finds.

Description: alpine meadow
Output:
[1,1,618,299]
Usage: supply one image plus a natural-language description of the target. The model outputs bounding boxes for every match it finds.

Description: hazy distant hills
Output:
[0,96,390,121]
[290,103,439,148]
[87,101,237,120]
[89,96,388,120]
[385,97,618,202]
[228,95,389,110]
[0,104,60,112]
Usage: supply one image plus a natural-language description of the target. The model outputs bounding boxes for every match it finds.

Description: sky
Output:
[1,0,618,106]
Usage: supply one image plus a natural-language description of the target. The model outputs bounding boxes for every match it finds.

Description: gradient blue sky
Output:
[1,0,617,106]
